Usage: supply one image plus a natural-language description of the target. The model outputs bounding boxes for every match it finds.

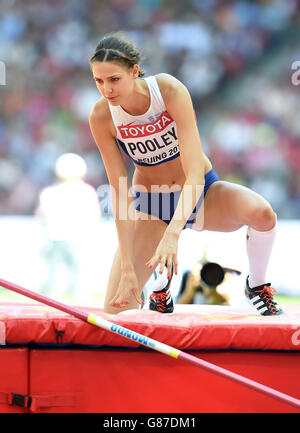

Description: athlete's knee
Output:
[249,203,277,231]
[103,303,128,314]
[103,305,115,314]
[103,299,116,314]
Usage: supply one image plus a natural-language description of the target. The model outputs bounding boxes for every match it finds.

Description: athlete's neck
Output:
[120,79,150,116]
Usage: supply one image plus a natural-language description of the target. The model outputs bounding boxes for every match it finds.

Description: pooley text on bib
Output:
[117,111,180,166]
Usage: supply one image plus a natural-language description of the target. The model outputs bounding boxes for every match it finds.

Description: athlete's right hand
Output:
[110,269,144,309]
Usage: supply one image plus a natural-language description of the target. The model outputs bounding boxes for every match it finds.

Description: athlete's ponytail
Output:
[90,32,146,77]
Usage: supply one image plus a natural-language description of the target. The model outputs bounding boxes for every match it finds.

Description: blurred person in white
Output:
[36,153,102,303]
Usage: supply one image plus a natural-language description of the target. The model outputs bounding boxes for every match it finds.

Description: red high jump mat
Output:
[0,302,299,413]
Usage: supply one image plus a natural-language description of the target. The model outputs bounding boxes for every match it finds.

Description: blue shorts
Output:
[132,169,219,229]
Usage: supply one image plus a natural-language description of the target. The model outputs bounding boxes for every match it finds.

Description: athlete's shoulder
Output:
[155,73,188,102]
[89,97,115,137]
[89,97,110,124]
[155,73,182,87]
[89,98,115,137]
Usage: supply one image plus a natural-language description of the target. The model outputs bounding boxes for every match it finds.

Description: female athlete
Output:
[89,33,283,316]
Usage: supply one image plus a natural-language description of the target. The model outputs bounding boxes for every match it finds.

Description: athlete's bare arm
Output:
[89,100,143,306]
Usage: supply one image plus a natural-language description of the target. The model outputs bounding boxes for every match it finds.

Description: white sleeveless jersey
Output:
[108,75,180,166]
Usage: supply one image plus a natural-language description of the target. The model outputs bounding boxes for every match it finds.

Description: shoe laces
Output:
[256,284,278,313]
[150,290,167,307]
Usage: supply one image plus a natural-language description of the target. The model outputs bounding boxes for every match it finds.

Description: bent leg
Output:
[103,213,168,314]
[201,181,276,232]
[199,180,277,288]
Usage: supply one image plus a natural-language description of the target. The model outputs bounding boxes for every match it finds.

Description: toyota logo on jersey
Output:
[117,110,180,166]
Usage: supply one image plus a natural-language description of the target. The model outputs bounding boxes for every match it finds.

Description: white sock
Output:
[143,266,168,294]
[246,224,276,288]
[153,266,169,292]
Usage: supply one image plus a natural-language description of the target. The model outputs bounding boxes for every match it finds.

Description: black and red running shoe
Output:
[245,276,284,316]
[149,266,174,314]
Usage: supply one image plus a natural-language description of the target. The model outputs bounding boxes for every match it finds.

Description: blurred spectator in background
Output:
[0,0,299,219]
[176,258,241,305]
[36,153,101,301]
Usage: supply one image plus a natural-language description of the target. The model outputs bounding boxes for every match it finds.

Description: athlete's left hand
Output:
[146,231,178,279]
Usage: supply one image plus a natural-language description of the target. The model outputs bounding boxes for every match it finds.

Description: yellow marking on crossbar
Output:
[170,349,180,359]
[87,314,97,325]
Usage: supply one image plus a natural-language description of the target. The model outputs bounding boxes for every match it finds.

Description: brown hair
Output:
[90,32,145,77]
